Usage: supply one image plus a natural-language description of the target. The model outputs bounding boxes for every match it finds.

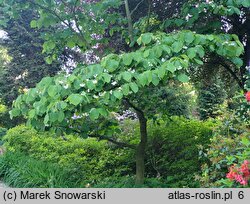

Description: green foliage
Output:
[0,152,79,187]
[93,176,169,188]
[0,9,61,107]
[198,115,250,187]
[119,117,216,187]
[198,82,227,120]
[3,125,133,186]
[146,117,216,187]
[0,127,7,145]
[10,31,244,136]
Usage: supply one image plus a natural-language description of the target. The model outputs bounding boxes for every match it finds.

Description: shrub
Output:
[119,117,216,187]
[198,116,250,187]
[92,176,169,188]
[3,125,134,186]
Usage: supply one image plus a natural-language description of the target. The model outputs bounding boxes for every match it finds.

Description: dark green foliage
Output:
[0,152,80,188]
[118,117,216,187]
[145,117,216,187]
[0,9,61,106]
[197,83,227,120]
[93,176,169,188]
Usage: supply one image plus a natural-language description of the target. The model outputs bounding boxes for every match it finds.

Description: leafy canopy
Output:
[10,30,244,136]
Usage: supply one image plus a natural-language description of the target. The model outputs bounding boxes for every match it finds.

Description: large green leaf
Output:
[129,82,139,93]
[89,108,100,120]
[122,71,132,82]
[172,41,183,53]
[123,54,133,66]
[113,90,123,99]
[187,48,196,59]
[121,84,130,95]
[177,74,190,83]
[48,85,59,97]
[185,32,195,44]
[141,33,152,45]
[67,94,82,106]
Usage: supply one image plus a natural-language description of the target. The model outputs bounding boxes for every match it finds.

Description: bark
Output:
[135,110,147,185]
[124,0,134,42]
[123,98,148,185]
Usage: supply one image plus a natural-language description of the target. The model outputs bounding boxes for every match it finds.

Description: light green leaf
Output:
[187,48,196,59]
[185,32,195,44]
[107,59,119,72]
[138,73,147,86]
[86,80,95,90]
[113,90,123,99]
[172,41,183,53]
[59,101,67,110]
[241,137,250,146]
[67,94,82,106]
[48,85,58,97]
[145,71,153,84]
[98,108,108,117]
[129,82,139,93]
[28,109,36,119]
[141,33,152,45]
[177,74,190,83]
[58,111,65,122]
[44,114,49,124]
[143,50,150,58]
[194,58,204,65]
[121,84,130,96]
[166,62,176,73]
[123,54,133,66]
[30,20,37,28]
[89,108,100,120]
[154,46,163,58]
[102,73,112,83]
[9,108,21,119]
[158,66,166,79]
[122,71,132,82]
[152,74,160,86]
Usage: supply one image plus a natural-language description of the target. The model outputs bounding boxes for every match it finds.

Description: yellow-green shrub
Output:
[3,125,134,185]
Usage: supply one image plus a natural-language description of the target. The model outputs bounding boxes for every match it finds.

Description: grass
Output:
[0,151,81,188]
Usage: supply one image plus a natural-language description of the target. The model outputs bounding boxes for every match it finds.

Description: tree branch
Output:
[218,59,245,90]
[88,134,136,149]
[131,0,145,16]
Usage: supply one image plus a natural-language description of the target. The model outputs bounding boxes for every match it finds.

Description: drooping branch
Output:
[64,126,136,149]
[88,134,136,149]
[217,59,245,90]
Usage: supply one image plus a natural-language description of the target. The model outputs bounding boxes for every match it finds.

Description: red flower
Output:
[226,161,250,186]
[246,91,250,102]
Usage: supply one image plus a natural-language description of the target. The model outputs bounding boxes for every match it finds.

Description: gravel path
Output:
[0,181,7,188]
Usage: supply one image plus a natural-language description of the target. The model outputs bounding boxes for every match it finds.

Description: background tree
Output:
[0,7,61,107]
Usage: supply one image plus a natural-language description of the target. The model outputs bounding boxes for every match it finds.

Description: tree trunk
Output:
[135,111,147,185]
[124,0,133,42]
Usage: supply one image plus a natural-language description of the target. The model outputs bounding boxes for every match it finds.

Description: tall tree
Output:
[0,7,61,106]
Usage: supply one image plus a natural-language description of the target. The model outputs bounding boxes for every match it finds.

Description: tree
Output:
[161,0,250,90]
[4,0,248,184]
[0,6,61,106]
